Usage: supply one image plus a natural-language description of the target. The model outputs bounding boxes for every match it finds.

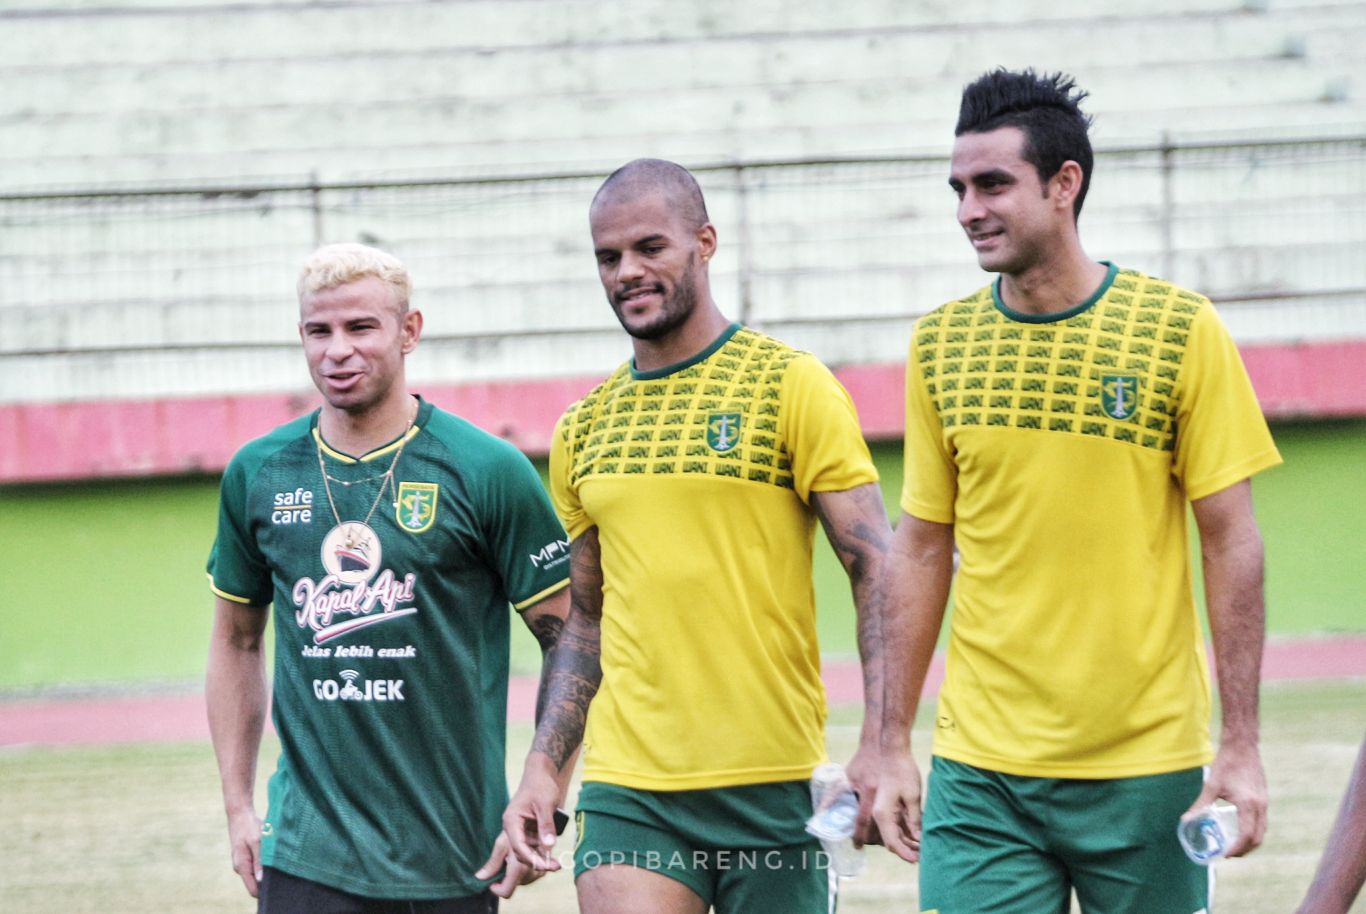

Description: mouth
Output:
[969,229,1004,249]
[616,284,664,309]
[323,369,363,391]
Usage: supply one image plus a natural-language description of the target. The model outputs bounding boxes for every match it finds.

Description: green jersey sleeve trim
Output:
[992,261,1118,324]
[513,577,571,612]
[207,573,258,605]
[630,323,742,380]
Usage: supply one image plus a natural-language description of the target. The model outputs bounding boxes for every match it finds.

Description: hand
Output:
[474,832,547,899]
[225,806,264,897]
[871,750,924,863]
[500,755,565,871]
[1180,742,1267,858]
[845,744,883,848]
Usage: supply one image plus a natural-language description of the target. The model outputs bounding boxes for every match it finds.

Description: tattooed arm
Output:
[521,587,571,726]
[811,482,892,846]
[474,581,574,896]
[498,528,604,871]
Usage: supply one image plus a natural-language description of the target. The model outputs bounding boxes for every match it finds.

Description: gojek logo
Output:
[313,669,406,702]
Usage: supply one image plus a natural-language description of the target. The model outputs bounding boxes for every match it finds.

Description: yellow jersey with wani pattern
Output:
[552,324,878,791]
[903,264,1281,779]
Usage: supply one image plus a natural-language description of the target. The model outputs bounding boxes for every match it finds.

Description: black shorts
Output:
[257,867,498,914]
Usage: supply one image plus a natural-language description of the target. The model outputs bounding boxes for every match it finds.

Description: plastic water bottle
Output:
[1177,802,1240,864]
[806,762,866,877]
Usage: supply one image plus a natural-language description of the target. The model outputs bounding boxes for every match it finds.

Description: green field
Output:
[2,679,1364,913]
[2,420,1364,691]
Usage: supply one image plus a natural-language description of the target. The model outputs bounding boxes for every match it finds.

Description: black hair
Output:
[956,68,1094,220]
[591,158,710,229]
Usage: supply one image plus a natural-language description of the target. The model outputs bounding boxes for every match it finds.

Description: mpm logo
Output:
[530,538,572,569]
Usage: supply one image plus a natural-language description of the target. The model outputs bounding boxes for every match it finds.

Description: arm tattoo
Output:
[813,484,891,719]
[527,614,565,725]
[530,529,605,771]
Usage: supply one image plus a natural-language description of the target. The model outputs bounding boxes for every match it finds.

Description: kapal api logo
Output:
[292,521,419,644]
[321,521,382,585]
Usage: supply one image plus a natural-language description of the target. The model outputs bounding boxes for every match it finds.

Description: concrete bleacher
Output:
[0,0,1363,404]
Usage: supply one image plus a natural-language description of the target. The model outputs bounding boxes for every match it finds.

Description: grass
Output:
[2,420,1364,691]
[2,680,1364,913]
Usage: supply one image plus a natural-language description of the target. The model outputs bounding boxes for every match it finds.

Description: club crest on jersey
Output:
[1100,374,1140,421]
[706,412,742,453]
[395,482,438,533]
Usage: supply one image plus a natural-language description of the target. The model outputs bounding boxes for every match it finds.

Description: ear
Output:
[696,222,718,263]
[1050,161,1085,215]
[400,309,423,354]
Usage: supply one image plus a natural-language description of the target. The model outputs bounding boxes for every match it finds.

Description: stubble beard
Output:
[613,255,699,342]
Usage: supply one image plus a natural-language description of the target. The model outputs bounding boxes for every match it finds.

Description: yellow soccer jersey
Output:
[552,324,878,790]
[903,264,1282,778]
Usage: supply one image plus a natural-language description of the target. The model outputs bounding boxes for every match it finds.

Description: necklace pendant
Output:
[320,521,382,585]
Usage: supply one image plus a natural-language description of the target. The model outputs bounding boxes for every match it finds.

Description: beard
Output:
[611,255,699,341]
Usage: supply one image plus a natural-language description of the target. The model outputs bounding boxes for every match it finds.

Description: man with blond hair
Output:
[206,243,572,913]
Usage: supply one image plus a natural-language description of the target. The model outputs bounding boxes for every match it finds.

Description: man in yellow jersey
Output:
[871,70,1282,914]
[496,159,893,914]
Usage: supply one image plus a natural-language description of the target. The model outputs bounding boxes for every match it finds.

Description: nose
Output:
[617,250,646,284]
[325,330,355,364]
[958,189,986,228]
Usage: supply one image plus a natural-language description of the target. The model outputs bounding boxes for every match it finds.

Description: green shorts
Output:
[573,780,833,914]
[919,757,1210,914]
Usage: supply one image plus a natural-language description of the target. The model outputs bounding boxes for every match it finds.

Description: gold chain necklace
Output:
[315,406,416,528]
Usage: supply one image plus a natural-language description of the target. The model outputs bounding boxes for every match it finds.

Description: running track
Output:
[3,637,1365,748]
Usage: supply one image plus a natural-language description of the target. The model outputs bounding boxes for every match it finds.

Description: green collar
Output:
[992,261,1119,324]
[631,323,742,380]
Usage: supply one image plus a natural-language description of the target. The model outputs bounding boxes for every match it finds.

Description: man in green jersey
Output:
[497,159,894,914]
[206,243,572,913]
[872,70,1282,913]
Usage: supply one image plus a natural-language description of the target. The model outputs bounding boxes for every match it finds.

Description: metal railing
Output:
[1,133,1363,403]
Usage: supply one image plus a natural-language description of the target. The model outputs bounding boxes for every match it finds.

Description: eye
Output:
[597,253,619,267]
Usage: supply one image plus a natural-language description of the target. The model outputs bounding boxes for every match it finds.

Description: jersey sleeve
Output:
[1173,304,1283,500]
[549,407,593,540]
[900,325,957,523]
[781,354,878,502]
[478,441,571,611]
[206,452,273,606]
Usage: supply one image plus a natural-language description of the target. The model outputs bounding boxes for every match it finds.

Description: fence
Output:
[1,133,1363,404]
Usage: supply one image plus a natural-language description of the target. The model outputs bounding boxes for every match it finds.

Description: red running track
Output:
[3,636,1364,748]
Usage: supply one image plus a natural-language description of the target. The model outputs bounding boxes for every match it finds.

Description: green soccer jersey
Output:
[207,398,570,899]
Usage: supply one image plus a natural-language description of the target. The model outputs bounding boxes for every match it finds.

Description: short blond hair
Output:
[297,243,411,311]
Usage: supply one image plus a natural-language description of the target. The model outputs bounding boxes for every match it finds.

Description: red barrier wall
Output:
[2,340,1363,484]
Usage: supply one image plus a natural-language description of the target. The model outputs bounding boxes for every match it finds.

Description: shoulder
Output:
[725,327,814,389]
[223,412,315,483]
[555,363,632,441]
[1107,267,1212,316]
[914,284,995,337]
[421,405,532,471]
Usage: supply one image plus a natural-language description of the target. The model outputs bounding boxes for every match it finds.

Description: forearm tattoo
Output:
[528,614,565,725]
[814,484,892,718]
[530,529,605,771]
